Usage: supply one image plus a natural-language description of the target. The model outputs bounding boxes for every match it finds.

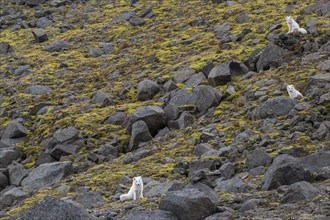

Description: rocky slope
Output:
[0,0,329,219]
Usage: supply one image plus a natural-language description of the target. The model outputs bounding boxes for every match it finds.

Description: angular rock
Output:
[0,42,12,54]
[239,199,264,212]
[262,154,312,190]
[164,104,180,122]
[20,197,97,220]
[8,164,28,186]
[32,28,48,43]
[159,188,217,220]
[13,65,31,77]
[0,148,21,168]
[193,144,216,157]
[201,62,215,77]
[196,85,222,113]
[256,42,288,72]
[43,40,70,52]
[163,80,178,92]
[137,79,160,101]
[128,120,153,151]
[121,210,178,220]
[91,91,113,106]
[146,181,185,197]
[21,161,73,192]
[252,97,296,120]
[0,173,8,192]
[0,187,29,210]
[313,122,330,141]
[215,177,250,193]
[185,73,206,87]
[50,144,78,160]
[281,181,320,203]
[96,144,118,157]
[168,88,198,106]
[127,106,166,136]
[24,85,50,95]
[174,69,195,83]
[49,126,82,147]
[36,153,57,166]
[219,162,235,179]
[185,182,219,203]
[176,111,194,129]
[208,63,232,86]
[188,159,221,178]
[298,151,330,180]
[1,120,27,139]
[237,11,250,23]
[75,191,106,209]
[104,112,126,125]
[246,148,272,170]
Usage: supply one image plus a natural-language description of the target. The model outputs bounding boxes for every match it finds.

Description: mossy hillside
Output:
[0,0,329,217]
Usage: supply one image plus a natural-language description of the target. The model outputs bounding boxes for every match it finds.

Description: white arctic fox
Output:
[287,85,303,99]
[286,16,307,34]
[120,176,144,201]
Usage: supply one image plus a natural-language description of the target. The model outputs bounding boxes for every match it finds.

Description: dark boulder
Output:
[0,187,29,210]
[127,120,153,151]
[8,164,28,186]
[195,85,222,113]
[32,28,48,43]
[24,85,50,95]
[252,97,296,120]
[120,210,178,220]
[20,196,97,220]
[159,188,217,220]
[43,39,70,52]
[246,148,272,170]
[281,181,320,203]
[136,79,160,101]
[256,42,288,72]
[0,148,21,168]
[207,63,232,86]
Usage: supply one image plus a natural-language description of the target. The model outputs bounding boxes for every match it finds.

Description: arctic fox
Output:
[287,85,303,99]
[120,176,144,201]
[286,16,307,34]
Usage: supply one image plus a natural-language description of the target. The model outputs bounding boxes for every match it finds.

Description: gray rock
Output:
[36,153,57,166]
[164,104,180,121]
[128,120,153,151]
[246,148,272,170]
[256,42,288,72]
[13,65,31,77]
[204,211,233,220]
[91,91,113,106]
[252,97,296,120]
[110,12,135,24]
[127,106,166,136]
[46,126,84,150]
[1,120,27,139]
[120,210,178,220]
[168,88,198,106]
[174,69,195,83]
[201,62,215,77]
[8,164,28,186]
[24,85,50,95]
[262,154,312,190]
[0,42,12,54]
[104,112,126,125]
[0,148,21,168]
[146,181,185,197]
[0,173,8,191]
[137,79,160,101]
[185,182,218,203]
[176,111,194,129]
[208,63,232,86]
[214,22,232,39]
[215,177,250,193]
[239,199,264,212]
[313,121,330,141]
[188,159,221,178]
[196,85,222,113]
[99,43,114,54]
[249,166,266,176]
[20,196,97,220]
[123,148,153,164]
[43,39,70,52]
[96,144,118,157]
[21,161,73,192]
[281,181,320,203]
[237,11,250,23]
[185,73,206,87]
[75,191,106,209]
[0,187,29,210]
[50,144,78,160]
[193,144,216,157]
[32,28,48,42]
[298,151,330,180]
[163,80,178,92]
[159,188,217,220]
[219,162,235,179]
[129,17,145,26]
